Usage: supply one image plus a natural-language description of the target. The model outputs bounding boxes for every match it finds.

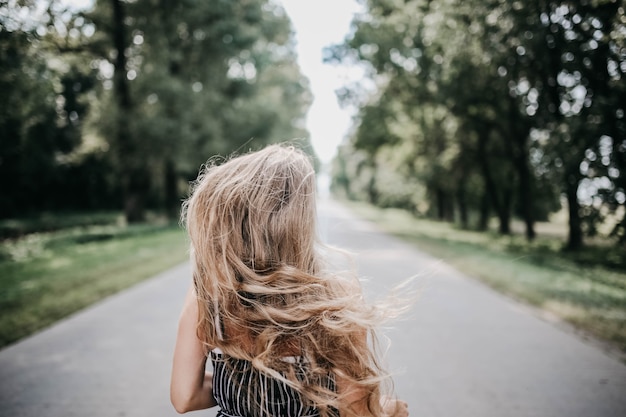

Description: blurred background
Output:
[0,0,625,355]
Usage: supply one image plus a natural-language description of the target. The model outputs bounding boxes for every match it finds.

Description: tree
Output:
[328,0,624,249]
[82,0,312,221]
[1,0,312,222]
[0,1,113,217]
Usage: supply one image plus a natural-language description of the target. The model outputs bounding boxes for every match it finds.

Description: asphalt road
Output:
[1,198,625,417]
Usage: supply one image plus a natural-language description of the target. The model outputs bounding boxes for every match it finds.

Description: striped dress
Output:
[210,348,337,417]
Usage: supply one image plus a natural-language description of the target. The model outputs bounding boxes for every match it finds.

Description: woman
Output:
[171,144,409,417]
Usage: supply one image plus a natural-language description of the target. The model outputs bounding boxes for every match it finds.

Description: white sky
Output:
[279,0,362,163]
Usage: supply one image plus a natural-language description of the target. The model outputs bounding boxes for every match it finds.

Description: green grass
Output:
[344,201,626,354]
[0,222,189,348]
[0,211,121,239]
[2,204,623,356]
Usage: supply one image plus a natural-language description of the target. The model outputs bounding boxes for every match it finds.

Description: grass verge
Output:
[344,201,626,355]
[0,222,188,348]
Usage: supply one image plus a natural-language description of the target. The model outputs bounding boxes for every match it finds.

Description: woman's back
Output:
[210,348,337,417]
[171,144,409,417]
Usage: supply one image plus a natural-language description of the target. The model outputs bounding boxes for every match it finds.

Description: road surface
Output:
[1,198,625,417]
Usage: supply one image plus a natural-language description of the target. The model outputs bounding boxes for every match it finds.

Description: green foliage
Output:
[0,0,312,222]
[0,211,120,240]
[0,1,314,345]
[330,0,625,248]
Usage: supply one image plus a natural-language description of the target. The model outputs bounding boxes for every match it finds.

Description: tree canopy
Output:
[328,0,625,250]
[0,0,312,221]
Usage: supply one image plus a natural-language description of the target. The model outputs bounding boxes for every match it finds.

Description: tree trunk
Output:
[506,96,535,240]
[436,187,445,220]
[457,179,468,229]
[478,133,510,234]
[478,189,489,231]
[164,158,179,219]
[111,0,146,223]
[565,174,583,250]
[124,174,150,223]
[498,187,512,235]
[516,153,535,240]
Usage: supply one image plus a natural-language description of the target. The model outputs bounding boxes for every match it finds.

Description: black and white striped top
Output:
[210,348,337,417]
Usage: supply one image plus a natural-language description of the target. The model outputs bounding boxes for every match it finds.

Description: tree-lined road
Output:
[1,198,625,417]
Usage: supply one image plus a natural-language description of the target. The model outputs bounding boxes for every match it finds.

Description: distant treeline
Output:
[327,0,625,250]
[1,0,312,222]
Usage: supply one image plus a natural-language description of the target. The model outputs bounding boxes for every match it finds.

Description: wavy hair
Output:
[182,144,398,417]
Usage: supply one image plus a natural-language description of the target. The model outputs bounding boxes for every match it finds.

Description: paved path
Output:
[1,198,625,417]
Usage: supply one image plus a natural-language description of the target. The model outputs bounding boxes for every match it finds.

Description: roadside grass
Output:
[344,201,626,354]
[0,220,188,348]
[0,211,121,239]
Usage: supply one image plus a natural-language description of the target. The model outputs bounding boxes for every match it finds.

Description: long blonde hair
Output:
[182,144,394,416]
